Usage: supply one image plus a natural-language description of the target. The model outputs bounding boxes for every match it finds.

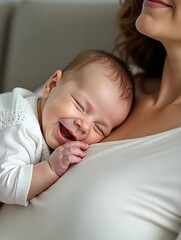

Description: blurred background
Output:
[0,0,119,5]
[0,0,119,92]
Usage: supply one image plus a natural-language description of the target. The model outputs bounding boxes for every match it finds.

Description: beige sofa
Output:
[0,1,119,93]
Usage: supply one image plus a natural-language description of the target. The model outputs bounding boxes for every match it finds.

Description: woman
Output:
[0,1,181,239]
[115,0,166,79]
[115,0,166,95]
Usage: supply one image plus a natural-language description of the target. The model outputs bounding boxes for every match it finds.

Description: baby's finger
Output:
[65,141,89,151]
[64,146,87,158]
[62,155,82,166]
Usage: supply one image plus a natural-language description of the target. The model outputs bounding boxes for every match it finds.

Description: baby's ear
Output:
[42,70,62,98]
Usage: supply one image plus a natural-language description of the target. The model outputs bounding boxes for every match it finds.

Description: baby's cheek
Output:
[84,131,103,144]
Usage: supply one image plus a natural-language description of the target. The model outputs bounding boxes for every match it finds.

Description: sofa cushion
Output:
[0,4,14,91]
[2,1,119,92]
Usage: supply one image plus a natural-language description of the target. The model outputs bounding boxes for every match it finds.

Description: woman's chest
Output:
[103,99,181,141]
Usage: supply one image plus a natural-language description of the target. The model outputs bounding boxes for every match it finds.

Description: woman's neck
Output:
[155,47,181,107]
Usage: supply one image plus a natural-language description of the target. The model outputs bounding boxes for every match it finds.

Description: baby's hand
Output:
[48,141,89,176]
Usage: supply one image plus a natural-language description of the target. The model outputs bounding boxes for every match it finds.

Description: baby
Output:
[0,50,134,206]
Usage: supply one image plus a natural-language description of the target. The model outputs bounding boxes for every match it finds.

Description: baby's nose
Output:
[74,118,92,134]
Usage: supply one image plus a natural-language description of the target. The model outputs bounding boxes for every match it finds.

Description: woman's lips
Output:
[143,0,172,8]
[57,123,76,143]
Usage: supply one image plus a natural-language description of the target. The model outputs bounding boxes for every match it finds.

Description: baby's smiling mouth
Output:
[59,123,76,141]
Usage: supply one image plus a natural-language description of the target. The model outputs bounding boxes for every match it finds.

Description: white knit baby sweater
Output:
[0,88,50,206]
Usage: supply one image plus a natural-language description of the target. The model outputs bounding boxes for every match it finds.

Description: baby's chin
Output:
[46,138,60,151]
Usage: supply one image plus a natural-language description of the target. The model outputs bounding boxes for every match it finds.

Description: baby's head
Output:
[63,49,134,106]
[41,50,134,149]
[63,49,134,104]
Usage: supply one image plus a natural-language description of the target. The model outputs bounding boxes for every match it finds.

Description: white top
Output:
[0,127,181,239]
[0,88,50,206]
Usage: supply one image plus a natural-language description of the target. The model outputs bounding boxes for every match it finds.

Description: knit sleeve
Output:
[0,124,38,206]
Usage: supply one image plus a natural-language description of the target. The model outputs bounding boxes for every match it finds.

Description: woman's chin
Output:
[135,15,158,39]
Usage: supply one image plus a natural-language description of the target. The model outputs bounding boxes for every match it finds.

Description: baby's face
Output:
[41,63,130,149]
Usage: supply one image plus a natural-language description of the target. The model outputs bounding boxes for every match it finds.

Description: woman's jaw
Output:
[135,0,176,42]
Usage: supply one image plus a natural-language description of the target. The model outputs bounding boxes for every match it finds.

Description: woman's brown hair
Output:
[114,0,166,78]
